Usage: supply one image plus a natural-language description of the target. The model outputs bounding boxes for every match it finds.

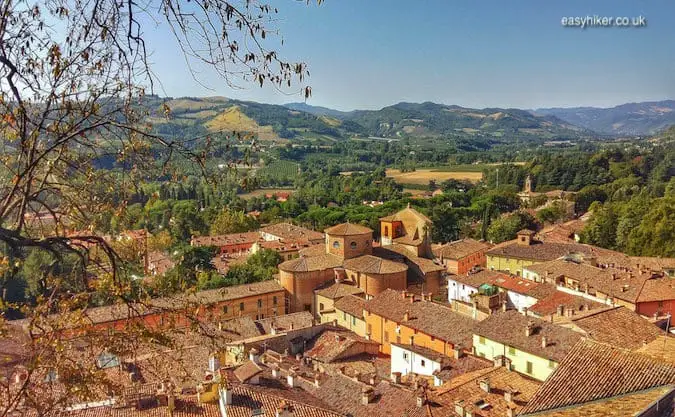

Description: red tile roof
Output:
[520,339,675,415]
[568,306,663,349]
[323,223,373,236]
[343,255,408,274]
[432,239,490,261]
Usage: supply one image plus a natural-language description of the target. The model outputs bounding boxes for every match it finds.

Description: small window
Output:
[333,240,340,249]
[352,316,356,325]
[479,336,486,345]
[257,299,262,308]
[273,296,277,305]
[508,346,516,355]
[526,361,533,374]
[548,359,556,369]
[350,241,357,249]
[384,331,389,342]
[240,302,245,311]
[223,305,228,314]
[403,352,408,360]
[319,303,325,311]
[343,312,347,320]
[420,359,426,367]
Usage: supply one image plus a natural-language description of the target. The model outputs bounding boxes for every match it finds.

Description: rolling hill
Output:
[143,96,592,144]
[535,100,675,136]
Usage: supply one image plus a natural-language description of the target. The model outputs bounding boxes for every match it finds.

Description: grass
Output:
[386,168,483,184]
[205,105,280,141]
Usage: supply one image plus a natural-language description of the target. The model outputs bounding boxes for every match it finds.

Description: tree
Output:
[211,209,260,235]
[487,211,536,244]
[0,0,318,413]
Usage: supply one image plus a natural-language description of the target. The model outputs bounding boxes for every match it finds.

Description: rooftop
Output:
[259,223,325,242]
[343,255,408,275]
[528,291,604,317]
[224,384,343,417]
[474,311,583,362]
[333,295,366,319]
[364,289,478,347]
[191,232,261,247]
[432,239,491,261]
[568,306,663,350]
[305,330,379,363]
[637,336,675,365]
[379,205,431,225]
[487,241,630,265]
[323,223,373,236]
[520,339,675,415]
[278,254,343,273]
[314,282,364,300]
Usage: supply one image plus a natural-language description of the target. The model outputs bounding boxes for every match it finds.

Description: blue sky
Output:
[144,0,675,110]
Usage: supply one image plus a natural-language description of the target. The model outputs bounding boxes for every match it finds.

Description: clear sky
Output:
[143,0,675,111]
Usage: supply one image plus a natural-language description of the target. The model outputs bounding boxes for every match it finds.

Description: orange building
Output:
[380,204,433,258]
[363,288,477,355]
[433,238,491,275]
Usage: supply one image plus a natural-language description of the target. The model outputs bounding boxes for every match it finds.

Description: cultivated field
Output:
[386,168,483,184]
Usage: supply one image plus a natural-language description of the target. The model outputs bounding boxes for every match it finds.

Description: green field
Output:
[257,160,300,178]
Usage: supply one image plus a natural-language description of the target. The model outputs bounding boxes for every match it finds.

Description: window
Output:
[548,360,556,369]
[479,352,485,358]
[403,352,408,360]
[319,303,324,311]
[396,336,401,344]
[384,331,389,342]
[257,299,262,308]
[352,316,356,325]
[526,361,533,374]
[420,359,426,367]
[239,302,245,311]
[384,226,389,237]
[658,301,664,307]
[350,241,357,249]
[367,324,373,335]
[343,312,347,320]
[304,304,311,311]
[333,240,340,248]
[508,346,516,355]
[223,305,228,314]
[479,336,486,345]
[273,296,277,306]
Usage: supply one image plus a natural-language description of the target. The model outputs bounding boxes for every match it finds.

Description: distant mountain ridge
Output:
[535,100,675,136]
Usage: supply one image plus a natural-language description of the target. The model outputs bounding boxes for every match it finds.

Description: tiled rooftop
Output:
[568,306,662,349]
[364,289,478,347]
[343,255,408,274]
[304,330,379,363]
[323,223,372,236]
[278,254,343,273]
[637,336,675,365]
[314,282,364,300]
[333,295,366,318]
[433,239,491,261]
[520,339,675,415]
[191,232,261,247]
[474,311,583,362]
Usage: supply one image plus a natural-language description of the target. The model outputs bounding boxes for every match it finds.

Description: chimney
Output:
[276,401,293,417]
[287,371,296,388]
[453,344,464,359]
[221,378,233,405]
[454,400,465,417]
[271,325,278,335]
[409,335,415,346]
[314,375,321,388]
[479,378,490,393]
[365,332,371,341]
[525,321,535,337]
[416,392,425,408]
[361,387,374,405]
[271,365,280,378]
[409,294,415,304]
[249,348,260,364]
[506,406,515,417]
[295,353,303,361]
[403,311,410,321]
[402,290,408,299]
[541,335,548,348]
[352,371,360,383]
[504,389,513,403]
[391,372,401,384]
[218,321,223,331]
[501,301,507,312]
[332,319,338,327]
[369,375,376,385]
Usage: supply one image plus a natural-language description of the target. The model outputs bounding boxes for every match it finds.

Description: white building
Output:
[447,270,502,304]
[390,343,444,380]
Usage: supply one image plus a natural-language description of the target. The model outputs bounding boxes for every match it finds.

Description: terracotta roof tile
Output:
[225,384,343,417]
[529,291,604,316]
[233,360,264,382]
[520,339,675,414]
[379,206,431,224]
[432,239,491,260]
[314,282,364,300]
[343,255,408,274]
[333,295,366,318]
[305,330,378,363]
[474,311,583,362]
[323,223,373,236]
[568,306,663,349]
[259,223,325,242]
[637,336,675,365]
[278,254,343,273]
[364,289,477,346]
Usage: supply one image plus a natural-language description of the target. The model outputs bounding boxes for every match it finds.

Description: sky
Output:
[143,0,675,111]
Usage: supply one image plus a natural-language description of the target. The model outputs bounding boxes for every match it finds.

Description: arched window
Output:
[350,241,357,249]
[384,226,389,237]
[333,240,340,249]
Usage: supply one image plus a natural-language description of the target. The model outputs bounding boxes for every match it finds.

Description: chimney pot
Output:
[541,335,548,348]
[403,311,410,321]
[504,389,513,403]
[416,393,425,408]
[391,372,401,384]
[479,378,490,393]
[525,321,535,337]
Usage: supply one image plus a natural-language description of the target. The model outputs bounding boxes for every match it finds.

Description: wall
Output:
[443,251,487,275]
[472,334,557,381]
[326,232,373,260]
[347,269,407,298]
[335,308,367,337]
[279,269,335,313]
[447,279,479,304]
[390,344,442,377]
[315,293,337,322]
[380,221,403,246]
[637,299,675,318]
[487,255,537,276]
[364,308,454,355]
[503,290,538,313]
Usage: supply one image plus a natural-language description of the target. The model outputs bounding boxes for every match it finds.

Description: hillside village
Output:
[3,204,675,417]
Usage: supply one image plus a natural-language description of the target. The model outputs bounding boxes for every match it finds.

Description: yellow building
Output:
[333,294,368,337]
[380,204,433,258]
[472,311,582,381]
[313,280,364,323]
[363,288,477,355]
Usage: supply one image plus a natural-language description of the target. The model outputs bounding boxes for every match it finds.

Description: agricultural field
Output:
[385,168,483,184]
[205,105,281,141]
[239,188,296,200]
[257,160,300,178]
